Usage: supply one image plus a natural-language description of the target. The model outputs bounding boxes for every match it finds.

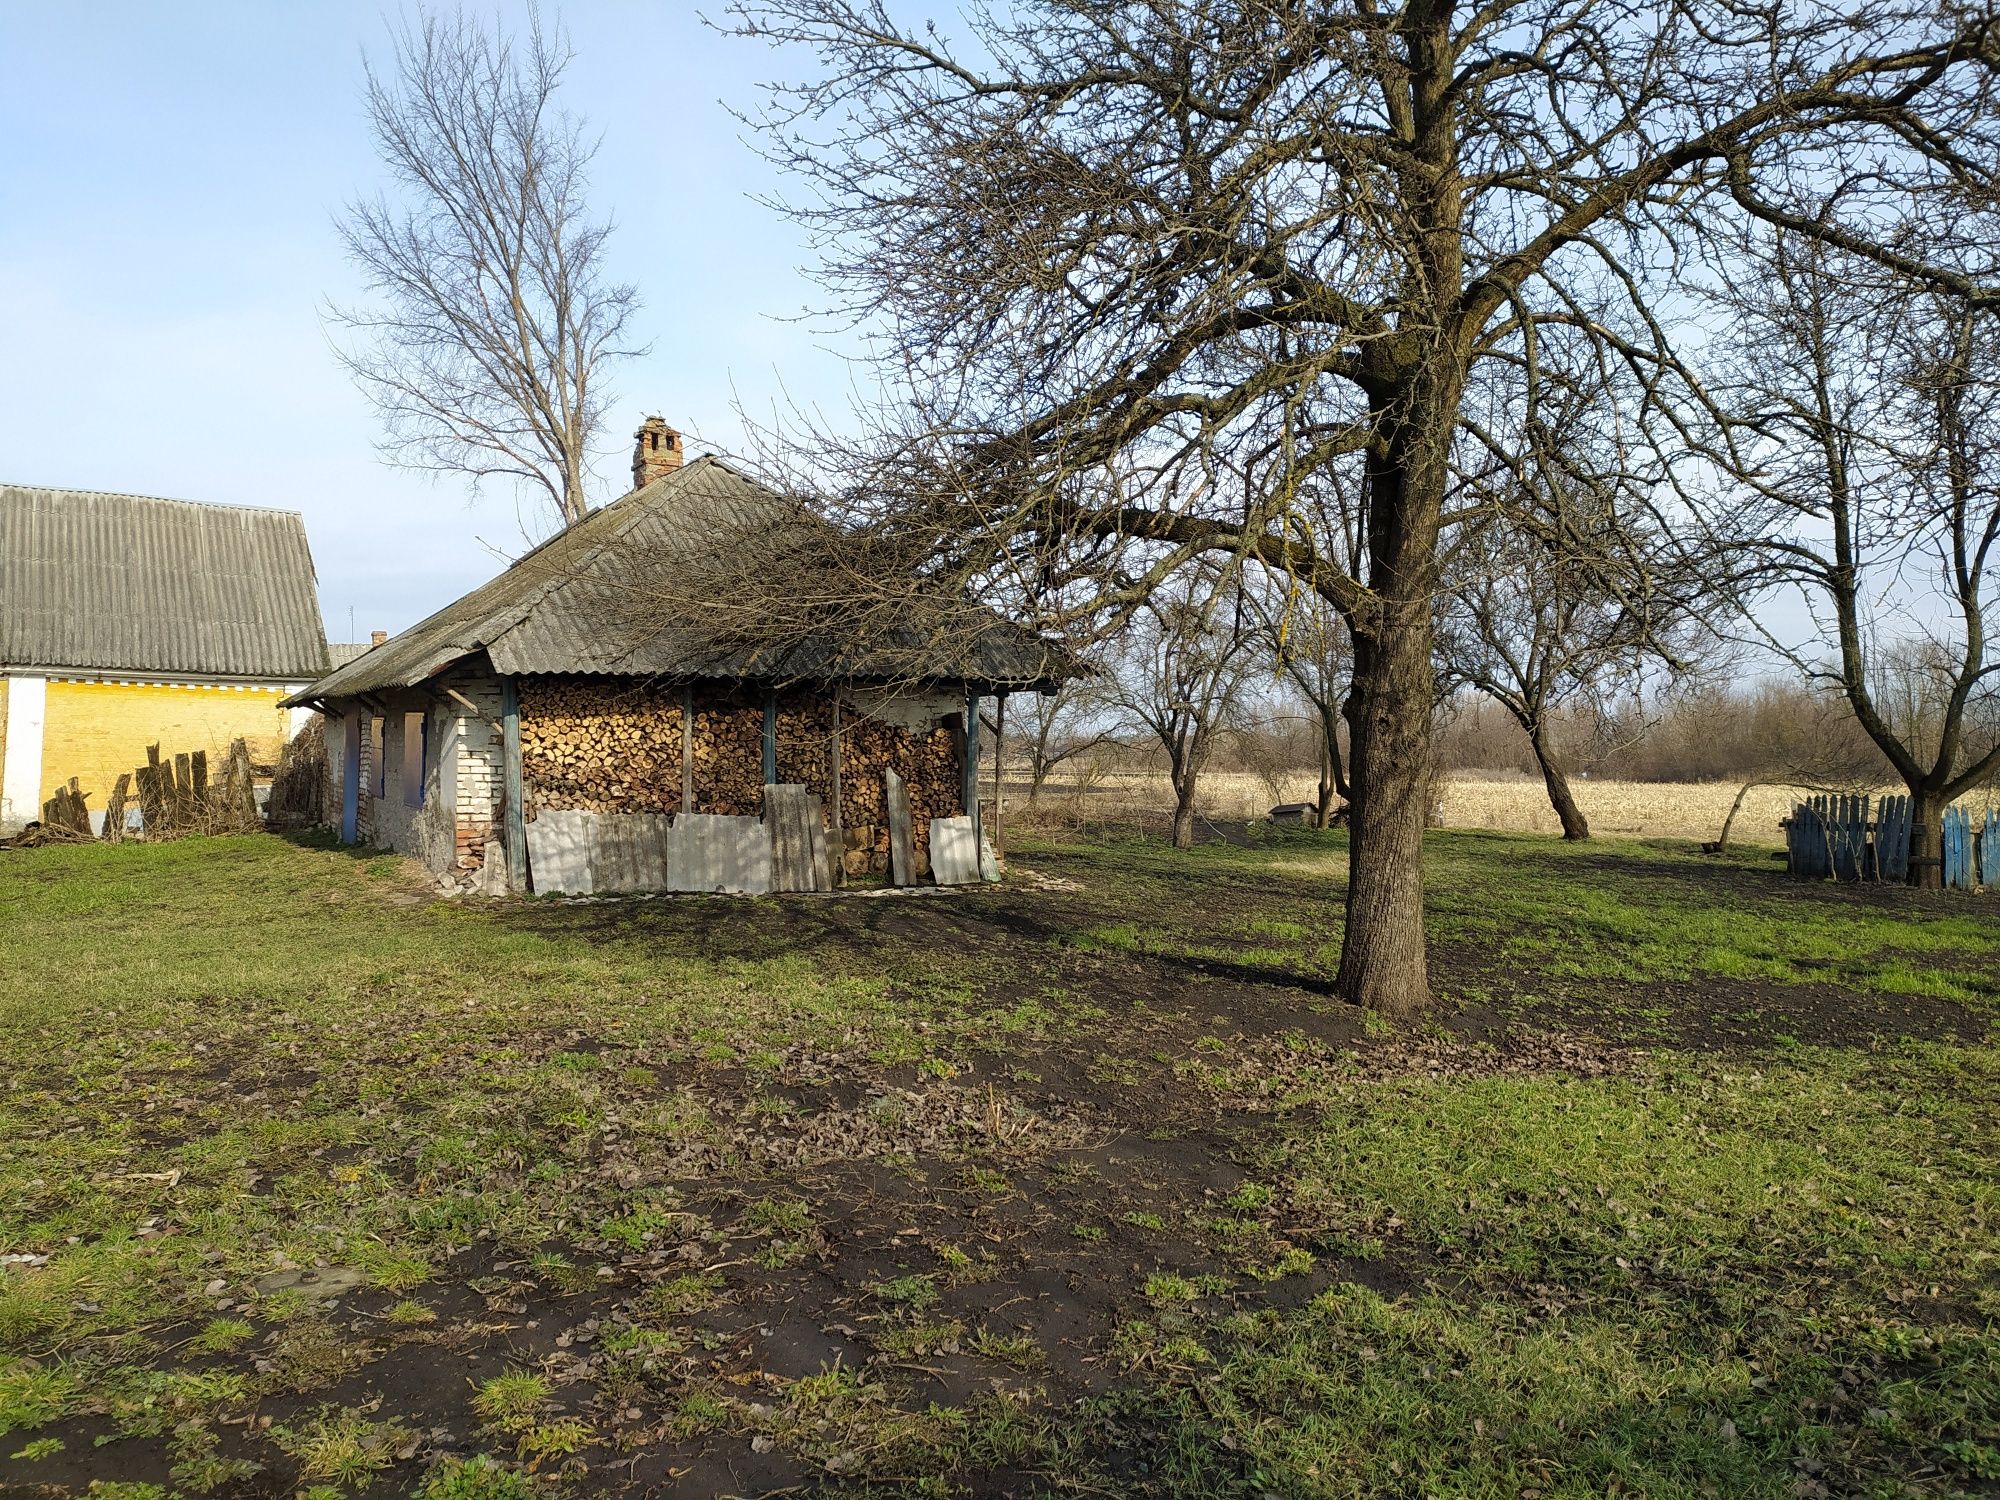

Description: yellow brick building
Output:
[0,484,331,832]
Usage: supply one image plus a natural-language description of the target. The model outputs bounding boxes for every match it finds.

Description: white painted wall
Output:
[0,674,47,832]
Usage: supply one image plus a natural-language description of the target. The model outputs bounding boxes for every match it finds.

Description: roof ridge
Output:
[0,481,308,521]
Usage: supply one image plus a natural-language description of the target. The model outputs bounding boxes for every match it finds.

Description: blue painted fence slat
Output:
[1877,795,1911,883]
[1982,808,2000,889]
[1943,805,1972,890]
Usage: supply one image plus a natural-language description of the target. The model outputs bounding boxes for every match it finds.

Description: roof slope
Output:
[290,456,1065,704]
[0,484,330,679]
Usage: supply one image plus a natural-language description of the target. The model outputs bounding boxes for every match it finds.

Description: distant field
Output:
[1004,770,1809,844]
[1439,775,1799,843]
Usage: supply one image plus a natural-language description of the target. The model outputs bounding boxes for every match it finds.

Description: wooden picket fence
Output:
[14,740,262,847]
[1787,792,2000,888]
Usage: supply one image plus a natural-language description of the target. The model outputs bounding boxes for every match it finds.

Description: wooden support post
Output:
[829,694,844,882]
[190,749,208,812]
[681,685,695,813]
[501,677,528,893]
[762,692,778,792]
[990,692,1006,857]
[885,766,913,887]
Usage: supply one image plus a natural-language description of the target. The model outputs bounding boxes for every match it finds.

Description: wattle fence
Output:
[1786,793,2000,888]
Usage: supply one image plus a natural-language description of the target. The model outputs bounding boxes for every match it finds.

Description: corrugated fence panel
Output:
[670,813,773,894]
[526,809,594,895]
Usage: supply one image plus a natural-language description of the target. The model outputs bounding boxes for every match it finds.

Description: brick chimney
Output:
[370,630,388,647]
[631,416,684,489]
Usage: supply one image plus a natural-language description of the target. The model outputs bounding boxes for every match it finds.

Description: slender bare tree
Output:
[1255,589,1354,828]
[1107,574,1261,849]
[1716,237,2000,886]
[331,9,641,530]
[1440,372,1705,840]
[1005,678,1119,808]
[725,0,2000,1013]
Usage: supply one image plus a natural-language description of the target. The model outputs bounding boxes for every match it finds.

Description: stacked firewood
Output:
[775,696,836,809]
[688,696,765,815]
[516,677,966,843]
[835,713,963,855]
[519,679,686,814]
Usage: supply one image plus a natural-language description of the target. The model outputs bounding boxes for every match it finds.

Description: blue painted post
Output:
[501,678,528,893]
[1982,807,2000,889]
[340,710,361,844]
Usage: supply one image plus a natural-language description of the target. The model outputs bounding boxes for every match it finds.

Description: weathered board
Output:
[766,784,833,893]
[884,767,914,887]
[591,813,672,892]
[1982,808,2000,888]
[930,814,981,886]
[1786,800,1828,879]
[1876,794,1912,883]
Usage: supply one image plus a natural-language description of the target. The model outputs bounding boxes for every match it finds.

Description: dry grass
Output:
[1000,769,1889,846]
[1438,774,1797,843]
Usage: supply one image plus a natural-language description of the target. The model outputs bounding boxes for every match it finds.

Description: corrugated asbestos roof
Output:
[0,484,330,680]
[288,456,1067,705]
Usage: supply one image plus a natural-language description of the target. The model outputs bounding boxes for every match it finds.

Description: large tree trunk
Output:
[1529,725,1590,840]
[1910,785,1946,889]
[1335,371,1456,1017]
[1339,613,1433,1015]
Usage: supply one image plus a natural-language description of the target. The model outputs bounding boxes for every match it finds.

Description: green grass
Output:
[1,828,1995,1496]
[1122,1043,2000,1496]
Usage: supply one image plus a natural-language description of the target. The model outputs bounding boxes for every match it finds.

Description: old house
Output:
[284,421,1065,894]
[0,484,331,832]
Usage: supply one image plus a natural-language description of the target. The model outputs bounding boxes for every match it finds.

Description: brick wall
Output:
[444,667,505,873]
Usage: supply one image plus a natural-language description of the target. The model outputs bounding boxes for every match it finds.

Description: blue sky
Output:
[0,2,856,642]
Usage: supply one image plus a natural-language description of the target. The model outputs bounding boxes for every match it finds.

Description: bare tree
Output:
[1440,374,1703,840]
[331,9,641,530]
[1708,690,1889,854]
[1107,576,1260,849]
[1006,678,1118,807]
[725,0,2000,1013]
[1717,237,2000,886]
[1255,590,1353,828]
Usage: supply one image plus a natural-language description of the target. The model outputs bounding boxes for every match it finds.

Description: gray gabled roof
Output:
[0,484,330,680]
[287,455,1067,705]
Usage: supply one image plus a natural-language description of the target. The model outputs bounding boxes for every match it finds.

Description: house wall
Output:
[0,675,29,832]
[34,680,296,816]
[2,674,299,831]
[315,672,975,893]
